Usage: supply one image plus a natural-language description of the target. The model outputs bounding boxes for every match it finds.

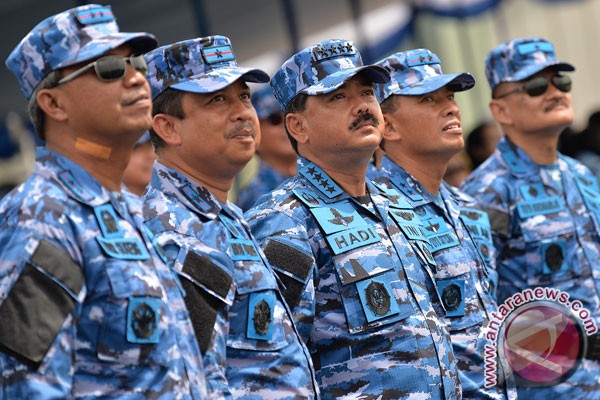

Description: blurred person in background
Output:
[465,119,502,169]
[0,112,35,198]
[236,85,296,210]
[122,131,156,196]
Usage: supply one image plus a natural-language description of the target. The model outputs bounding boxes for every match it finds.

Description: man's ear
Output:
[286,113,309,145]
[382,114,401,142]
[36,88,68,123]
[489,99,513,127]
[152,114,182,146]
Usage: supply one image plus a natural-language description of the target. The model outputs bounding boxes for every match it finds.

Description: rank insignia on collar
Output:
[180,184,211,213]
[58,171,94,202]
[299,163,344,198]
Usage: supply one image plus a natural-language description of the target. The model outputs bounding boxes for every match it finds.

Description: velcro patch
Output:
[0,260,80,366]
[202,45,236,64]
[182,251,233,301]
[263,240,313,309]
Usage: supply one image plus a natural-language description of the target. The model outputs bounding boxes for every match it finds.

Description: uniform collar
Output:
[36,147,111,206]
[150,161,222,219]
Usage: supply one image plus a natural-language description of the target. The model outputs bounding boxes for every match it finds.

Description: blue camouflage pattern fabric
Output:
[375,155,510,399]
[0,148,206,399]
[145,36,269,99]
[237,160,290,211]
[484,36,574,91]
[245,156,461,399]
[374,48,475,102]
[143,161,319,399]
[5,4,156,100]
[269,39,390,111]
[462,136,600,399]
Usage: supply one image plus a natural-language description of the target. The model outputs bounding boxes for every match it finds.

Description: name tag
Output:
[97,236,150,260]
[230,239,262,261]
[326,226,381,255]
[517,196,564,218]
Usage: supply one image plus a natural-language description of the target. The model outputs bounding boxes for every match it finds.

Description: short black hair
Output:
[149,88,186,151]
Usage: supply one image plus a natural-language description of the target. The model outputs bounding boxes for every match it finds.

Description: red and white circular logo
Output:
[500,301,584,387]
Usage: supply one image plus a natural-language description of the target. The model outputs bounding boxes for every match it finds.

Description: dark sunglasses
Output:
[57,54,148,85]
[265,112,283,126]
[495,74,572,99]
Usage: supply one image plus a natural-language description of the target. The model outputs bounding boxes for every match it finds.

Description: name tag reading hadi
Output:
[326,226,381,255]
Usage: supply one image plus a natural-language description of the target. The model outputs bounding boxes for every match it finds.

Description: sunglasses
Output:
[495,74,572,99]
[57,54,148,85]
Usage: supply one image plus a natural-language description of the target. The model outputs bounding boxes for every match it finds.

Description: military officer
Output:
[142,36,319,399]
[462,37,600,399]
[245,39,461,399]
[0,4,207,398]
[373,48,511,399]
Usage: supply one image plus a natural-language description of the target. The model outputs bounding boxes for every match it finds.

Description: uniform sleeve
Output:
[0,204,83,399]
[151,230,235,399]
[245,207,318,342]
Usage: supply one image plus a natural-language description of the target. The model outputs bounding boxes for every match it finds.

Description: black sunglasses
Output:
[57,54,148,85]
[495,74,572,99]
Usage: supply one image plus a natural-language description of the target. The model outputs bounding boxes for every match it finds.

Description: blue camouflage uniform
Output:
[0,149,208,399]
[0,5,207,398]
[462,37,600,399]
[245,39,461,400]
[144,37,319,399]
[373,49,509,399]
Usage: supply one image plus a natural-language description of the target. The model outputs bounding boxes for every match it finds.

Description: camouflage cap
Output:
[375,48,475,103]
[145,35,270,100]
[485,37,575,91]
[270,39,390,112]
[5,4,157,100]
[251,85,280,120]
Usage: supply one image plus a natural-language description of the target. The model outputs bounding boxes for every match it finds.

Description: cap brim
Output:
[300,65,390,96]
[170,67,270,94]
[396,72,475,96]
[58,32,158,69]
[505,61,575,85]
